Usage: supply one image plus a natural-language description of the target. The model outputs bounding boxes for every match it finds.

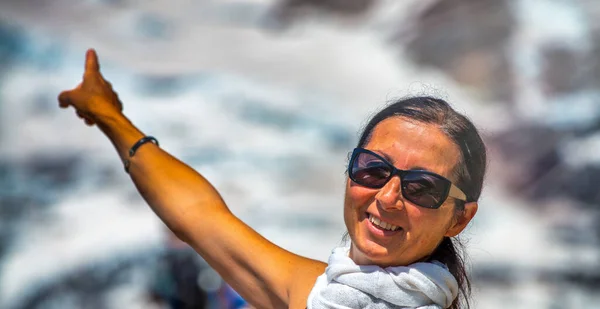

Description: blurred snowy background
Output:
[1,0,599,308]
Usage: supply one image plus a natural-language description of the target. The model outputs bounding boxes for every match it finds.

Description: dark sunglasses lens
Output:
[402,172,449,208]
[350,151,391,188]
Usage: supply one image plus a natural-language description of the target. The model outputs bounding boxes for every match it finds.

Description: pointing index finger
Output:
[85,48,100,72]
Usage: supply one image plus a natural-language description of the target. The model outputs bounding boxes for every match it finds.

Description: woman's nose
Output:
[375,176,404,210]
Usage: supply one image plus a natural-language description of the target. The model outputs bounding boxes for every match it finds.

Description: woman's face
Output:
[344,116,475,267]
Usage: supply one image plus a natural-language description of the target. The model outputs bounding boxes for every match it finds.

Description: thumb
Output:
[58,90,71,108]
[58,89,90,109]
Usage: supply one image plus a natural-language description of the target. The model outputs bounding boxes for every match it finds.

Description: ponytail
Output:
[429,237,471,309]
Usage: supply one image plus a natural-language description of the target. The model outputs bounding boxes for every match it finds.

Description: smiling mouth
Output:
[367,213,401,231]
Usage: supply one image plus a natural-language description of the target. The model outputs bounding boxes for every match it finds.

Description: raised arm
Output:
[58,49,325,309]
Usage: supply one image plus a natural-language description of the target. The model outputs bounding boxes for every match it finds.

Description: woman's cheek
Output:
[347,184,374,209]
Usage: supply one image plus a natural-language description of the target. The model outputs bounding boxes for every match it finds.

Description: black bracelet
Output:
[124,136,159,173]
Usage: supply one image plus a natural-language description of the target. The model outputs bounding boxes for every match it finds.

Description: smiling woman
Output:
[58,49,486,309]
[341,98,487,309]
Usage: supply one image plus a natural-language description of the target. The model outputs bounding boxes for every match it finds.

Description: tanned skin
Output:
[58,49,326,309]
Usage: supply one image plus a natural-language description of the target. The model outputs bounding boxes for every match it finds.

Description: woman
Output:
[58,49,486,309]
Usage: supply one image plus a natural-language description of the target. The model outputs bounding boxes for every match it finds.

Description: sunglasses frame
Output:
[348,148,468,209]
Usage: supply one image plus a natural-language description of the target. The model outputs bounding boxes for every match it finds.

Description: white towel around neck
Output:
[307,246,459,309]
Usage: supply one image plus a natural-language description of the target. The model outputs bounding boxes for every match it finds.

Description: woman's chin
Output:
[350,240,399,266]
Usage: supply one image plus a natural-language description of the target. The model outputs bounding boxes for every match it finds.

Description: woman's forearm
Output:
[96,111,229,240]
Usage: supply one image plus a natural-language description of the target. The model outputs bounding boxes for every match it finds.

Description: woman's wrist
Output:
[95,111,146,160]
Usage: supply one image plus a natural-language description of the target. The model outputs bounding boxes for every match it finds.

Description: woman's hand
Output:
[58,48,123,126]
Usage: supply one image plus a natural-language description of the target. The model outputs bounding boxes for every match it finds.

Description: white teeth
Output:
[373,216,381,225]
[368,214,400,231]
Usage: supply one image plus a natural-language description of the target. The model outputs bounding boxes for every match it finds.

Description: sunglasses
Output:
[348,148,468,209]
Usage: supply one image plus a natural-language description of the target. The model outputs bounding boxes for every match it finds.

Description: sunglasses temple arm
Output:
[448,184,467,202]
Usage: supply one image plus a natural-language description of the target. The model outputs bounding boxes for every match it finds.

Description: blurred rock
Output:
[531,165,600,207]
[0,158,55,266]
[541,268,600,290]
[474,263,600,294]
[134,74,192,97]
[472,264,515,286]
[13,251,155,309]
[0,154,83,232]
[269,0,377,27]
[404,0,515,102]
[11,247,211,309]
[85,0,124,4]
[540,44,585,96]
[492,125,600,210]
[586,32,600,90]
[278,0,376,15]
[490,125,562,197]
[24,154,82,190]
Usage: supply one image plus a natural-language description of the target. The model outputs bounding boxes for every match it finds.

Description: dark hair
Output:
[355,96,487,309]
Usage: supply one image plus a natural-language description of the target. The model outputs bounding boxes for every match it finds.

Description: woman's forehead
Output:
[364,117,460,176]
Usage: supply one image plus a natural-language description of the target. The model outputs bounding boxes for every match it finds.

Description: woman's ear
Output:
[445,202,478,237]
